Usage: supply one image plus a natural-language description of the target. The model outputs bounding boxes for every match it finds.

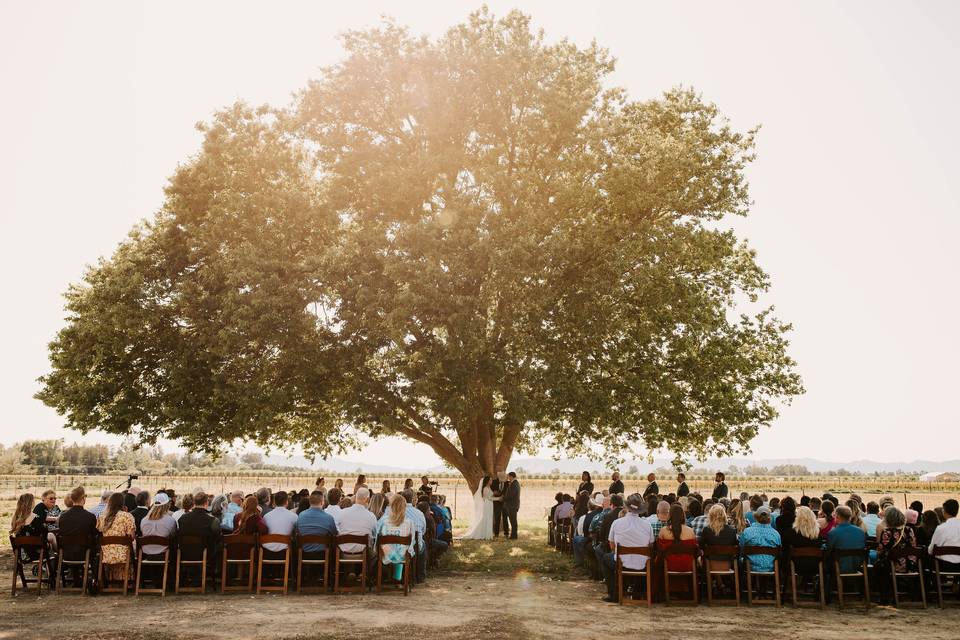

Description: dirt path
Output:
[3,571,960,640]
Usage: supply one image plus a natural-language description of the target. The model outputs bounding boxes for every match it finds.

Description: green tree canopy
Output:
[38,8,802,491]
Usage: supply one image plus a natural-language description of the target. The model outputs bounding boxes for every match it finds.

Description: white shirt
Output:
[336,504,378,553]
[609,512,654,570]
[172,509,189,522]
[262,506,298,551]
[325,505,342,522]
[929,517,960,564]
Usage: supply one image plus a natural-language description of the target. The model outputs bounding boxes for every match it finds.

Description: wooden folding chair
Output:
[97,536,134,595]
[135,536,171,596]
[932,546,960,608]
[742,546,781,607]
[55,534,93,595]
[789,547,825,609]
[556,518,571,553]
[334,534,369,594]
[220,533,257,593]
[10,535,48,596]
[547,518,556,547]
[174,535,209,594]
[376,534,412,595]
[257,534,292,594]
[296,535,333,593]
[703,544,740,606]
[662,544,699,605]
[888,546,926,609]
[832,548,870,610]
[615,544,654,606]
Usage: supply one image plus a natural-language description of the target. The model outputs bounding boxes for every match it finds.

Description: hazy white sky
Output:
[1,1,958,468]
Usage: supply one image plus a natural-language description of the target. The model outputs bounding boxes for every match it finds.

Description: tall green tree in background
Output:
[38,9,803,492]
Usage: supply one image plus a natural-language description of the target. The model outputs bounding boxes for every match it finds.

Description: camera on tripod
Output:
[116,473,140,490]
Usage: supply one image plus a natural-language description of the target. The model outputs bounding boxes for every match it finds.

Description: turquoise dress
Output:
[378,519,412,580]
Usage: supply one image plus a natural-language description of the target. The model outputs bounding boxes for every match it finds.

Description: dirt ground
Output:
[3,524,960,640]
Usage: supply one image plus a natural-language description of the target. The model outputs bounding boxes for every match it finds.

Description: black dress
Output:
[577,481,594,495]
[781,527,821,575]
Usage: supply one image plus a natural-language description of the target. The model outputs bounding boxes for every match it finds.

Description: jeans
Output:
[573,535,588,565]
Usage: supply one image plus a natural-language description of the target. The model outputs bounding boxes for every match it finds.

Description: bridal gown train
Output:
[461,486,495,540]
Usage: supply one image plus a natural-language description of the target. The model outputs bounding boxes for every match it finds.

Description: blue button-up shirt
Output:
[740,522,781,572]
[296,507,338,552]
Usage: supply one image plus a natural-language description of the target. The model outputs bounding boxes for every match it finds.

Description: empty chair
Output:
[703,544,740,606]
[220,533,257,593]
[334,534,369,594]
[296,535,333,594]
[788,547,826,609]
[376,534,413,595]
[135,535,171,596]
[9,535,49,597]
[97,536,134,595]
[742,546,781,607]
[615,544,654,606]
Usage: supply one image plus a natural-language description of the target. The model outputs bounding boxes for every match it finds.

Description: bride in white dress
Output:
[461,475,495,540]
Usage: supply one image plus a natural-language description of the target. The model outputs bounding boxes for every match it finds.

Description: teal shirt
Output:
[825,522,866,573]
[739,522,781,572]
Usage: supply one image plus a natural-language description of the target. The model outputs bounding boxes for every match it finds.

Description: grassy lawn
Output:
[437,521,581,579]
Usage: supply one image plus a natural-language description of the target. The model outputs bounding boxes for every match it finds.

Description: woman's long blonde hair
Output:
[10,493,35,535]
[368,493,387,519]
[388,494,406,527]
[845,499,866,531]
[707,504,728,535]
[729,501,749,533]
[147,501,171,521]
[793,506,819,540]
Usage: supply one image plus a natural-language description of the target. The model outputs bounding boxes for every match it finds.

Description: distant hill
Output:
[264,453,960,476]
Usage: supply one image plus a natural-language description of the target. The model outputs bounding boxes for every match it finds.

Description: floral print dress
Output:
[97,511,136,580]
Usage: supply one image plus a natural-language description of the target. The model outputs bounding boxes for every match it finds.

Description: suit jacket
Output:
[491,478,504,503]
[57,506,98,560]
[503,480,521,512]
[131,506,149,536]
[177,508,221,541]
[642,481,659,499]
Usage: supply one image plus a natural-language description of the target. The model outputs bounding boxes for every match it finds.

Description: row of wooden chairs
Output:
[11,532,416,597]
[612,543,960,609]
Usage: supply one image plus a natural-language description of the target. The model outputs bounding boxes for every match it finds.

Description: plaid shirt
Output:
[688,515,709,540]
[650,518,667,539]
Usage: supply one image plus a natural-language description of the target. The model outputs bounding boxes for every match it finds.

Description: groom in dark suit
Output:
[491,472,505,538]
[502,471,521,540]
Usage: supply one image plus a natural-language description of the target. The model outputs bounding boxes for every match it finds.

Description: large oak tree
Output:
[38,9,803,492]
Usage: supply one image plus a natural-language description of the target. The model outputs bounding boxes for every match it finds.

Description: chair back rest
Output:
[259,534,292,546]
[703,544,738,558]
[932,546,960,558]
[298,535,333,547]
[887,546,922,562]
[662,542,699,557]
[99,536,133,548]
[742,545,780,557]
[336,534,369,546]
[137,535,171,548]
[378,534,412,546]
[223,533,257,548]
[176,535,206,548]
[57,534,94,549]
[832,548,866,559]
[10,535,44,549]
[789,546,823,559]
[616,544,653,558]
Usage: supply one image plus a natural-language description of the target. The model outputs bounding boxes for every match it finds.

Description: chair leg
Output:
[834,562,843,609]
[818,563,826,610]
[334,553,341,594]
[664,567,671,604]
[892,568,900,608]
[707,572,713,605]
[692,567,698,605]
[746,565,753,606]
[256,551,264,595]
[774,563,781,607]
[617,562,623,605]
[935,565,943,608]
[919,559,927,609]
[790,562,798,608]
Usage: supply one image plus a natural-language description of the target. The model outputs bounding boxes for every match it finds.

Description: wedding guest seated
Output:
[338,487,379,562]
[825,506,867,581]
[917,510,939,552]
[297,490,338,555]
[141,493,177,556]
[417,499,447,558]
[232,495,267,536]
[131,490,151,536]
[686,498,707,540]
[745,495,763,525]
[593,494,623,568]
[809,496,822,517]
[729,500,749,535]
[368,493,388,520]
[325,488,344,521]
[573,493,602,566]
[220,490,243,532]
[262,491,298,555]
[739,505,780,573]
[399,489,427,582]
[929,499,960,573]
[774,496,796,542]
[173,493,193,522]
[97,492,136,583]
[700,504,738,571]
[177,491,220,570]
[378,494,413,583]
[600,494,653,603]
[429,494,451,543]
[10,493,56,580]
[863,502,882,537]
[89,490,112,519]
[256,487,273,517]
[658,504,697,572]
[33,489,61,532]
[845,499,868,533]
[554,494,574,523]
[876,506,919,604]
[817,499,837,538]
[648,500,670,538]
[58,486,99,583]
[782,506,821,576]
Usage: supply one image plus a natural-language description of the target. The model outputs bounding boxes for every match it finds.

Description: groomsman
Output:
[642,473,659,499]
[676,472,689,497]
